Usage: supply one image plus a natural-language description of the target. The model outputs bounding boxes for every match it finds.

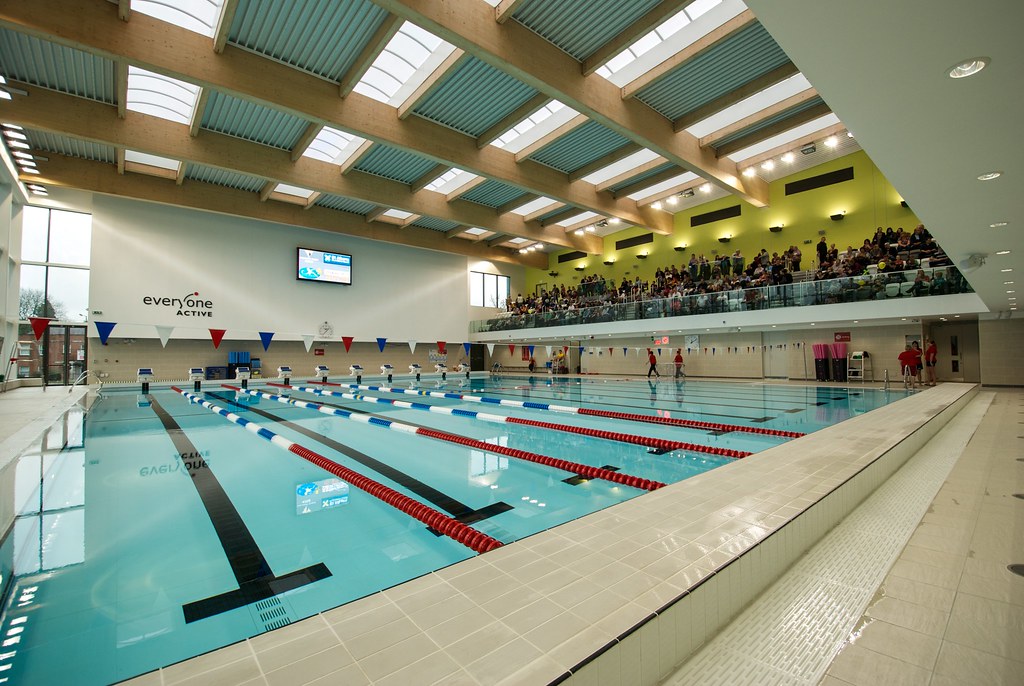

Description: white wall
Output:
[89,195,523,343]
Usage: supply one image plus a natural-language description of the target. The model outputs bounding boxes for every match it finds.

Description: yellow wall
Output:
[529,150,921,293]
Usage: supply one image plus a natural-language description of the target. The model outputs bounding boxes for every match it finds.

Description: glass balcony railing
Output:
[471,265,973,333]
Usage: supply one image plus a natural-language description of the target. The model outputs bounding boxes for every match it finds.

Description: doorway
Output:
[45,325,88,385]
[761,331,789,379]
[928,322,980,383]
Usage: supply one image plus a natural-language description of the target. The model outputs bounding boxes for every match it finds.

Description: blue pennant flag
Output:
[463,342,472,355]
[95,321,116,345]
[376,337,387,352]
[259,331,274,351]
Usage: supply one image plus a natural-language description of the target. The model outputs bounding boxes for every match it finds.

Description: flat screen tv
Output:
[297,247,352,285]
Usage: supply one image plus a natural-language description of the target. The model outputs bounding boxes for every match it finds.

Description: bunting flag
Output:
[155,325,173,348]
[302,335,315,352]
[29,317,51,341]
[545,346,552,357]
[376,338,387,352]
[463,342,471,355]
[486,343,494,356]
[608,347,613,356]
[259,331,274,351]
[563,346,569,353]
[93,321,116,345]
[578,346,584,355]
[437,341,447,354]
[703,347,708,354]
[342,336,354,352]
[209,329,226,349]
[408,340,417,354]
[635,347,643,356]
[657,348,662,356]
[623,347,628,356]
[508,344,516,355]
[687,348,692,355]
[712,347,716,355]
[528,345,535,356]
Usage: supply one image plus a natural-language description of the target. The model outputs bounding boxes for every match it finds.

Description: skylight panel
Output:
[383,209,413,220]
[627,171,698,201]
[558,211,598,227]
[302,127,364,164]
[686,0,723,21]
[463,227,488,236]
[353,21,453,105]
[126,66,200,125]
[133,0,225,38]
[685,74,813,138]
[509,237,529,244]
[582,149,663,185]
[491,102,579,154]
[274,184,314,199]
[424,169,479,193]
[509,196,558,216]
[727,113,840,162]
[124,150,179,170]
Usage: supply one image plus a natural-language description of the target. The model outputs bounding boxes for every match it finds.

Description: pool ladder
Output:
[69,370,104,393]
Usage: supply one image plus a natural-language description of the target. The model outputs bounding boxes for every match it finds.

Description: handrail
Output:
[473,265,972,333]
[69,369,104,393]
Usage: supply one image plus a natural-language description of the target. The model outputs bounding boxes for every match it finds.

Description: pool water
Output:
[0,377,909,685]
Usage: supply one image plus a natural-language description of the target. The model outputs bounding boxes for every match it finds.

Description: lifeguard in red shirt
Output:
[897,345,918,389]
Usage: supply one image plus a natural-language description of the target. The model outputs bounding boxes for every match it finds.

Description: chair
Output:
[885,283,901,298]
[900,282,915,297]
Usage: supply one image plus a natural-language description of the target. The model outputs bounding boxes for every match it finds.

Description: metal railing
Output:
[472,265,972,333]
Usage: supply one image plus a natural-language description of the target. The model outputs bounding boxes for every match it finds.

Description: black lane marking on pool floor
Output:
[148,396,332,624]
[207,392,514,531]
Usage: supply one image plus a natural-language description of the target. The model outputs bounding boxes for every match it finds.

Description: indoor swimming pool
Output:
[0,376,911,685]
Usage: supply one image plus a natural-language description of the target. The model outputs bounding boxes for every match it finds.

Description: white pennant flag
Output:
[635,347,643,356]
[545,346,552,357]
[408,340,417,353]
[302,334,315,352]
[486,343,495,355]
[155,325,173,348]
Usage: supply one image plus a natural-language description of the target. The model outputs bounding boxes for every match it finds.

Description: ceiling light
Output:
[847,132,855,138]
[700,183,711,193]
[8,140,29,149]
[518,248,527,254]
[800,144,816,155]
[761,160,774,171]
[585,225,595,233]
[1005,281,1014,285]
[824,136,838,148]
[948,57,989,79]
[977,171,1002,181]
[575,229,584,236]
[990,222,1008,227]
[651,201,663,210]
[996,250,1011,255]
[1006,290,1015,294]
[30,188,47,195]
[742,168,755,178]
[1001,268,1013,272]
[781,152,794,163]
[608,217,620,225]
[666,195,678,206]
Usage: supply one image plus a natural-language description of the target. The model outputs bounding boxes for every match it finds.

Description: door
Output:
[929,322,980,383]
[761,331,789,379]
[44,324,87,385]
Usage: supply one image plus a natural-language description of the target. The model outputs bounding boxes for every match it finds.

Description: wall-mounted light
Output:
[636,253,648,259]
[718,236,731,243]
[900,200,909,208]
[769,225,783,233]
[574,266,585,271]
[548,271,558,277]
[673,245,686,252]
[603,260,615,265]
[830,212,845,221]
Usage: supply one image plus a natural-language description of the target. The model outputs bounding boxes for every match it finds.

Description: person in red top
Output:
[924,338,938,386]
[897,345,918,389]
[673,349,684,378]
[647,349,660,378]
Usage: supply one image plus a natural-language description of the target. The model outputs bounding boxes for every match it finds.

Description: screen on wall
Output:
[296,247,352,285]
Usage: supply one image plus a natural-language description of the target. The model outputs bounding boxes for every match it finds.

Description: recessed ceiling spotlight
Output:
[1006,290,1015,294]
[954,315,960,318]
[700,183,711,193]
[608,217,620,225]
[575,228,584,236]
[846,131,855,138]
[585,225,596,232]
[761,160,774,171]
[990,222,1008,227]
[781,152,794,163]
[652,201,663,210]
[824,136,838,148]
[1001,268,1013,272]
[666,195,678,206]
[742,168,756,177]
[996,250,1011,255]
[1005,281,1015,285]
[977,171,1002,181]
[948,57,989,79]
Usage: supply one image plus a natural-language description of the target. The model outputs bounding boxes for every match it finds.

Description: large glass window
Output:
[469,271,510,309]
[19,207,91,322]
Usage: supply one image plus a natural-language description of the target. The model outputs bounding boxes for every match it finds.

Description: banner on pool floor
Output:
[295,478,349,515]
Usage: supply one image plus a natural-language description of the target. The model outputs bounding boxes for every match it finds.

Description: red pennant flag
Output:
[608,347,613,355]
[28,317,51,341]
[342,336,354,352]
[209,329,226,349]
[437,341,447,354]
[508,344,516,355]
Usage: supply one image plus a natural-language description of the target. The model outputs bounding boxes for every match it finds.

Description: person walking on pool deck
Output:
[647,348,660,378]
[898,345,918,389]
[673,349,684,378]
[924,338,938,385]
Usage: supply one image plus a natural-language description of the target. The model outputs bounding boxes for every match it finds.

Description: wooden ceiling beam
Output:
[699,88,820,148]
[713,102,832,158]
[339,14,404,97]
[582,0,697,77]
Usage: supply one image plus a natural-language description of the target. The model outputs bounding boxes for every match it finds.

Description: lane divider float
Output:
[225,385,665,491]
[308,380,804,439]
[272,382,750,459]
[171,386,502,554]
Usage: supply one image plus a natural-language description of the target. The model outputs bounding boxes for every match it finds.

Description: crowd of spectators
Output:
[495,225,964,326]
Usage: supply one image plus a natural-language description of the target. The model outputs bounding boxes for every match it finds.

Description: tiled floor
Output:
[3,381,1020,685]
